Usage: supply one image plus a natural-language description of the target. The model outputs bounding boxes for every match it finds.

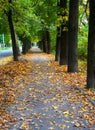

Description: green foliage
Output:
[0,0,89,59]
[0,0,57,44]
[0,34,11,44]
[5,34,11,45]
[0,0,9,11]
[57,9,68,28]
[78,0,89,60]
[78,24,88,59]
[0,11,9,34]
[0,47,11,50]
[50,26,57,54]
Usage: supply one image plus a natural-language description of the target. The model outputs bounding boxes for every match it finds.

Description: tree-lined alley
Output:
[0,0,95,129]
[0,0,95,88]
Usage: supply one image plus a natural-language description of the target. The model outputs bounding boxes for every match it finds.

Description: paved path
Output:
[1,48,95,130]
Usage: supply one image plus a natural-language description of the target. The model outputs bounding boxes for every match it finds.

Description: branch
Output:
[12,8,47,28]
[80,0,89,25]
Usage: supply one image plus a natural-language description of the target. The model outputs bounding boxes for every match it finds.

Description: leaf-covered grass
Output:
[0,56,13,65]
[0,56,32,126]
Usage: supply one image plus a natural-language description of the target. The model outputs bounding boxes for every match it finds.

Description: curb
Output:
[75,86,95,106]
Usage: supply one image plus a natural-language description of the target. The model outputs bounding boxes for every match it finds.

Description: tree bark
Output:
[59,0,68,65]
[15,32,21,56]
[46,30,51,54]
[60,27,68,65]
[22,37,31,54]
[42,28,51,53]
[87,0,95,88]
[55,0,61,62]
[68,0,79,72]
[38,41,43,50]
[55,26,61,61]
[43,41,47,53]
[7,0,19,61]
[42,32,47,53]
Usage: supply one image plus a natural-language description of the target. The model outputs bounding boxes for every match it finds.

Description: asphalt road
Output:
[0,47,23,59]
[0,49,13,58]
[0,47,40,59]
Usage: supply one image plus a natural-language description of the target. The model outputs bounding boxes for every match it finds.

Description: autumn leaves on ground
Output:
[0,48,95,130]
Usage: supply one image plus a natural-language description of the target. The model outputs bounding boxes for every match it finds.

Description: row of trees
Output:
[39,0,95,89]
[0,0,95,88]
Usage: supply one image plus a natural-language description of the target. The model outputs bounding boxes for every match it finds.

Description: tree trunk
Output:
[59,0,68,65]
[42,29,51,53]
[60,30,68,65]
[38,41,43,50]
[22,37,31,54]
[55,0,61,62]
[87,0,95,88]
[55,27,61,61]
[42,33,47,53]
[7,0,19,61]
[46,30,51,54]
[15,32,21,56]
[68,0,79,72]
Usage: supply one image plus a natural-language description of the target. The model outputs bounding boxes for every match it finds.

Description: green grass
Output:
[0,47,12,51]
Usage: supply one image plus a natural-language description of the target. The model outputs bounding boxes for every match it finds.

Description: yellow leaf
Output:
[52,105,59,110]
[17,107,25,111]
[0,91,4,95]
[48,76,52,79]
[59,124,66,129]
[63,110,70,117]
[81,108,86,112]
[20,122,29,129]
[74,122,81,127]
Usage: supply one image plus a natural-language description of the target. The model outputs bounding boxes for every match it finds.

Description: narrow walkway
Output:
[1,48,95,130]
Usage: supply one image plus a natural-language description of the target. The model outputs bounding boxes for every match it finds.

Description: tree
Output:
[12,0,33,54]
[46,29,51,54]
[55,0,61,61]
[7,0,19,61]
[68,0,79,72]
[22,36,31,54]
[87,0,95,88]
[0,0,20,60]
[59,0,68,65]
[44,28,51,54]
[41,28,51,53]
[55,26,61,61]
[33,0,57,54]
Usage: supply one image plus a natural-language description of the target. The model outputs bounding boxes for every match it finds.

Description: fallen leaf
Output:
[63,110,70,117]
